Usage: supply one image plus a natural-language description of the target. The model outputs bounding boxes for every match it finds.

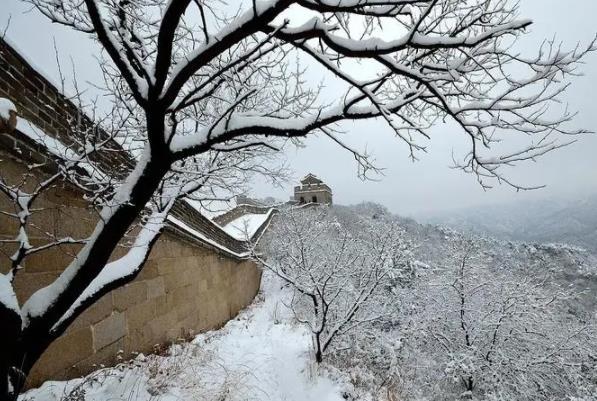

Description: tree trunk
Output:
[0,304,24,401]
[314,333,323,363]
[0,364,14,401]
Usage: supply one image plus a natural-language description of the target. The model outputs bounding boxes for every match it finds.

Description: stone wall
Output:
[28,231,260,388]
[0,144,262,389]
[0,38,263,388]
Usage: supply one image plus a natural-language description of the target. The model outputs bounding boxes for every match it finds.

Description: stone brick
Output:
[113,281,148,312]
[82,337,125,370]
[13,271,59,303]
[147,313,178,344]
[163,271,184,292]
[157,257,176,276]
[28,326,94,385]
[23,243,83,273]
[175,300,195,322]
[125,327,154,354]
[92,312,126,351]
[154,294,170,317]
[146,277,166,299]
[125,300,156,331]
[197,278,208,293]
[137,259,159,280]
[69,293,114,331]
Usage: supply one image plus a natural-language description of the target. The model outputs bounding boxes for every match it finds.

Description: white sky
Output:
[3,0,597,216]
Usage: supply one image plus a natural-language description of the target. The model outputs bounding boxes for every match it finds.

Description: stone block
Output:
[125,327,154,354]
[137,259,159,280]
[79,337,125,374]
[163,272,183,292]
[146,277,165,299]
[23,243,82,273]
[13,271,59,304]
[197,278,208,293]
[125,299,156,331]
[92,312,126,351]
[148,313,178,343]
[154,294,170,317]
[175,301,195,322]
[69,293,113,331]
[157,257,177,276]
[113,281,147,312]
[28,326,94,385]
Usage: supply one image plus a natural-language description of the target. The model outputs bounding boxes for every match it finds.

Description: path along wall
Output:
[0,38,262,388]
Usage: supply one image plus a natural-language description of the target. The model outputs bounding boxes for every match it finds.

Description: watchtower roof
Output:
[300,173,323,185]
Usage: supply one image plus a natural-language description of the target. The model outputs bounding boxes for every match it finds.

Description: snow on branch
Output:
[26,0,593,189]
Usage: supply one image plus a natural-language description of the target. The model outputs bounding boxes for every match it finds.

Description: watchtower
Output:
[293,173,333,204]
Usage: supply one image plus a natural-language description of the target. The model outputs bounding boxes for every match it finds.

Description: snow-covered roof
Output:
[12,116,263,257]
[300,173,323,184]
[15,117,110,182]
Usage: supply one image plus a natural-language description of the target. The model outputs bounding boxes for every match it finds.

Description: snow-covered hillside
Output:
[20,273,354,401]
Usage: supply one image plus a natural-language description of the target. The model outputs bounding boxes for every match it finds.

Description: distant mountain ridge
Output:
[419,194,597,254]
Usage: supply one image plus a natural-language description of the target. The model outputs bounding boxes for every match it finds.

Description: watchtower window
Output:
[312,195,317,203]
[299,196,305,203]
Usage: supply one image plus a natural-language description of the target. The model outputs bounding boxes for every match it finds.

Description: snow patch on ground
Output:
[20,273,349,401]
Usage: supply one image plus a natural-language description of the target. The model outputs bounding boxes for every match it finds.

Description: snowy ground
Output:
[20,273,352,401]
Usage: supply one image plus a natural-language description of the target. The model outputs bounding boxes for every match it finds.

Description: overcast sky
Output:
[3,0,597,217]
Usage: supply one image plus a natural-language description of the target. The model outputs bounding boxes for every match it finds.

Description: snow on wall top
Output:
[185,198,237,221]
[1,35,72,98]
[221,210,274,241]
[0,97,17,120]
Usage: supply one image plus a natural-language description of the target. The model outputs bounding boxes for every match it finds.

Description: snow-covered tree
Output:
[257,206,413,362]
[0,0,594,397]
[396,238,597,401]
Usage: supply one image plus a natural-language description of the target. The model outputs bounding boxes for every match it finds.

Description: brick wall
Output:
[0,38,263,387]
